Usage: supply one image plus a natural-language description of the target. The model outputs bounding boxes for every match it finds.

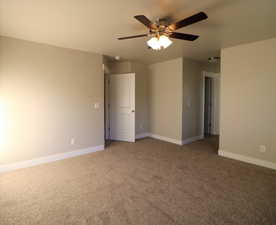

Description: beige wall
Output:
[220,38,276,164]
[132,62,149,135]
[148,57,205,142]
[148,58,183,141]
[211,75,220,135]
[108,61,132,74]
[182,59,203,140]
[202,62,220,73]
[0,36,104,164]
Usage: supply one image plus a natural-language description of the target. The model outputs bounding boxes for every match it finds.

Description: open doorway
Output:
[201,72,220,148]
[204,77,213,136]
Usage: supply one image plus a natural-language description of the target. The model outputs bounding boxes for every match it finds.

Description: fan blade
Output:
[118,34,148,40]
[169,12,208,30]
[170,32,199,41]
[134,15,153,28]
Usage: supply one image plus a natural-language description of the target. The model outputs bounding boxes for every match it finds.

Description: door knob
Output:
[131,110,135,112]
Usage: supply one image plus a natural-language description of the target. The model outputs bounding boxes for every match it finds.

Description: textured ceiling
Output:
[0,0,275,64]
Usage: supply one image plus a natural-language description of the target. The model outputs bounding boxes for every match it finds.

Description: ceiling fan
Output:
[118,12,208,50]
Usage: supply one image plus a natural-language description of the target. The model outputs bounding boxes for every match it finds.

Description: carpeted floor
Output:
[1,137,276,225]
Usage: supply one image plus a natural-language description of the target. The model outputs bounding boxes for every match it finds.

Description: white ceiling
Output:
[0,0,275,64]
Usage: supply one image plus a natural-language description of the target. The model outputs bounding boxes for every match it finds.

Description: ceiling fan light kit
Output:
[118,12,208,50]
[147,35,172,50]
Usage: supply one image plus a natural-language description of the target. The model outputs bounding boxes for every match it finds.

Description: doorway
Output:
[201,72,220,140]
[204,77,213,136]
[105,73,135,142]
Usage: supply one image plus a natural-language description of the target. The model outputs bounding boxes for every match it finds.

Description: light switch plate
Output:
[94,103,100,109]
[259,145,266,153]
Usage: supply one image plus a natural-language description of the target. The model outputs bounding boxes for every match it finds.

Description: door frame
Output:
[104,75,110,140]
[200,71,220,137]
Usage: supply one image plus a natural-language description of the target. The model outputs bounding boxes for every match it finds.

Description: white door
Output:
[109,73,135,142]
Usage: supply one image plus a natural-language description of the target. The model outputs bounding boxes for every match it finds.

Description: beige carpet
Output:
[1,137,276,225]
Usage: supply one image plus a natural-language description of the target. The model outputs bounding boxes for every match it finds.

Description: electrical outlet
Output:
[70,138,75,145]
[140,124,144,129]
[259,145,266,153]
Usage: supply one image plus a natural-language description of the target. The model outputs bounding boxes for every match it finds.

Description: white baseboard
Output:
[149,133,182,145]
[0,145,105,173]
[218,150,276,170]
[182,135,204,145]
[139,133,203,146]
[135,132,150,139]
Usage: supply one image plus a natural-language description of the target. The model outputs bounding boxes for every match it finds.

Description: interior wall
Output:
[182,59,203,140]
[220,37,276,164]
[211,76,220,135]
[202,62,220,73]
[102,56,111,75]
[0,36,104,165]
[131,62,149,135]
[148,58,183,141]
[108,61,132,74]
